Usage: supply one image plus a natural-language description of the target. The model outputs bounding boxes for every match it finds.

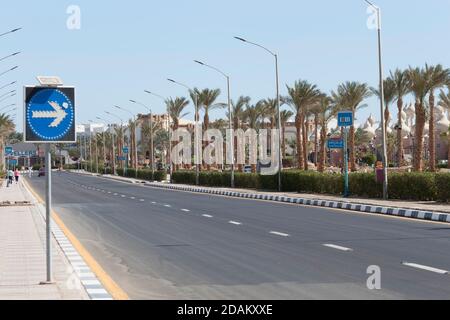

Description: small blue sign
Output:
[122,147,129,154]
[25,87,76,143]
[117,156,127,161]
[327,139,344,149]
[5,147,13,155]
[338,111,353,127]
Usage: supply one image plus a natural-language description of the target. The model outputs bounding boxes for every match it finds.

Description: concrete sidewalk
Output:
[0,179,89,300]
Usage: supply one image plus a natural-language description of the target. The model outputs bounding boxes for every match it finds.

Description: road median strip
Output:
[141,181,450,225]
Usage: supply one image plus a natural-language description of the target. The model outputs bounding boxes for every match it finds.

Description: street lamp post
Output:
[130,99,155,179]
[89,120,99,174]
[0,28,22,38]
[0,66,18,78]
[0,81,17,91]
[0,52,20,63]
[144,90,172,182]
[194,60,235,188]
[96,117,109,174]
[114,105,138,178]
[105,111,124,173]
[365,0,389,200]
[234,36,283,192]
[167,79,200,186]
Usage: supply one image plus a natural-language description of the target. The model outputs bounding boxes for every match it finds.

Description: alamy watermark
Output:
[66,5,81,30]
[366,265,381,290]
[170,126,280,175]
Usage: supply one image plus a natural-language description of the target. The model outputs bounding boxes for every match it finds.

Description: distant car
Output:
[243,165,252,173]
[38,167,45,177]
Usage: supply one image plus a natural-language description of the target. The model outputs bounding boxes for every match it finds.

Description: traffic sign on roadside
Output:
[327,139,344,149]
[24,86,76,143]
[122,146,129,154]
[337,111,354,127]
[5,146,13,155]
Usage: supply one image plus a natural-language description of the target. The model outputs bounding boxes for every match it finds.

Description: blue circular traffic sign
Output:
[26,88,75,141]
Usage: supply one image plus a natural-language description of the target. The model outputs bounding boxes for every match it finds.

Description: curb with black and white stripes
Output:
[30,201,113,299]
[144,182,450,224]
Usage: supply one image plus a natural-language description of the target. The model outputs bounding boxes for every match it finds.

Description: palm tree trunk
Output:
[295,115,303,169]
[204,113,210,171]
[302,117,308,171]
[349,125,356,172]
[448,135,450,169]
[396,97,404,167]
[314,115,319,167]
[318,124,326,172]
[414,100,426,171]
[429,92,436,171]
[233,118,242,172]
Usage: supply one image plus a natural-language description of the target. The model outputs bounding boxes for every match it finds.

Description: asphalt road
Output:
[26,172,450,300]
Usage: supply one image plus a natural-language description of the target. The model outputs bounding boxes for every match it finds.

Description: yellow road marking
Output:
[23,178,129,300]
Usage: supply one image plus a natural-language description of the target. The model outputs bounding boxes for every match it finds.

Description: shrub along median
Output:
[81,163,167,182]
[171,170,450,202]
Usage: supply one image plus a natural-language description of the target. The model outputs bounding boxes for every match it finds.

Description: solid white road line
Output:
[229,221,242,225]
[402,262,449,275]
[323,244,353,252]
[202,214,213,218]
[269,231,290,237]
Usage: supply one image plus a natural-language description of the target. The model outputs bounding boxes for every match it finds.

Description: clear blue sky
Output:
[1,0,449,131]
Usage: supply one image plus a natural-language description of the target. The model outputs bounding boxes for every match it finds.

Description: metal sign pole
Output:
[45,144,52,282]
[344,128,349,198]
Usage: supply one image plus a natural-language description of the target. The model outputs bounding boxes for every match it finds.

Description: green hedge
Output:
[436,173,450,203]
[84,165,165,182]
[171,170,450,202]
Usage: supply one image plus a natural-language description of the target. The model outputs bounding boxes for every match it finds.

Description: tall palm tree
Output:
[286,80,321,170]
[280,110,293,158]
[260,98,278,129]
[315,95,335,172]
[425,64,450,171]
[371,78,396,134]
[390,69,411,167]
[439,88,450,168]
[141,119,162,169]
[197,88,224,131]
[231,96,250,172]
[408,67,429,171]
[166,97,190,171]
[244,102,264,172]
[331,81,372,172]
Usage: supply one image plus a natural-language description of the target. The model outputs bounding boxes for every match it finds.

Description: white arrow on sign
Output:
[32,101,68,128]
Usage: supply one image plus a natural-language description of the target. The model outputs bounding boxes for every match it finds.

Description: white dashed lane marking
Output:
[164,204,171,208]
[181,209,190,212]
[229,221,242,226]
[202,214,213,218]
[402,262,449,275]
[323,244,353,252]
[269,231,290,237]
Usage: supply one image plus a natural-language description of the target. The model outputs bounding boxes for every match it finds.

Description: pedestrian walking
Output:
[14,168,20,184]
[28,166,32,178]
[7,169,14,187]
